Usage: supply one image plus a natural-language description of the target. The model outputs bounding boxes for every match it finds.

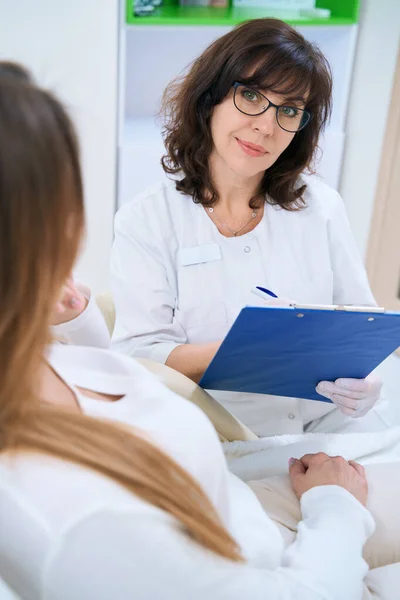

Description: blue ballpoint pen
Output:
[251,286,279,300]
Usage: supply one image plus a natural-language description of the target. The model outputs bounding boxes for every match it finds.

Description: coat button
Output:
[244,246,251,253]
[288,413,295,420]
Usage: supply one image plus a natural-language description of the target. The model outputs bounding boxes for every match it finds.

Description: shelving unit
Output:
[117,0,361,206]
[126,0,360,26]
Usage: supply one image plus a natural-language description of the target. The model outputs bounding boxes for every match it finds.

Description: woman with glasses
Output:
[110,18,388,437]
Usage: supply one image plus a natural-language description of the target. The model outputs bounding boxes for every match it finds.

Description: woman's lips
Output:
[236,138,268,157]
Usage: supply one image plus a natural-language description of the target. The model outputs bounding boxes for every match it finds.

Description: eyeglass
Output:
[232,82,311,133]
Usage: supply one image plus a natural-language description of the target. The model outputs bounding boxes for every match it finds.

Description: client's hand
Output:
[316,374,382,418]
[289,452,368,507]
[51,277,88,326]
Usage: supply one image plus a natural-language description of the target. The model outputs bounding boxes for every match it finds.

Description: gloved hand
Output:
[316,374,382,418]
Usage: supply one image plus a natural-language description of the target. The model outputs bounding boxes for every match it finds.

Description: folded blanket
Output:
[224,427,400,481]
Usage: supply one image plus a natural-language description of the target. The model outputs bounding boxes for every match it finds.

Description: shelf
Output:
[126,0,360,26]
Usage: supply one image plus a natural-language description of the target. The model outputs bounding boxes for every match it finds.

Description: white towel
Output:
[224,426,400,481]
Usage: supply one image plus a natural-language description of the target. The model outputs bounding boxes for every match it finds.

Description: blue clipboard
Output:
[199,305,400,402]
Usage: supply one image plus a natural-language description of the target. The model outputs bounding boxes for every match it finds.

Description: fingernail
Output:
[69,297,79,308]
[288,457,296,466]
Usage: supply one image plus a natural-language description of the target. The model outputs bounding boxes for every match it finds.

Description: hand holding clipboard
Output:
[247,287,385,414]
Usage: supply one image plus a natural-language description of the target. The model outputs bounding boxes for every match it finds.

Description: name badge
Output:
[178,243,222,266]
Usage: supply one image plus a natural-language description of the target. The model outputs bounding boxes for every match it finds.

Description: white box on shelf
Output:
[233,0,316,8]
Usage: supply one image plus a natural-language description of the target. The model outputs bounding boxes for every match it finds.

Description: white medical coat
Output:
[111,175,390,436]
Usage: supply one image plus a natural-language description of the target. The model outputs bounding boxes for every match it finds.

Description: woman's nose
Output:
[251,107,277,136]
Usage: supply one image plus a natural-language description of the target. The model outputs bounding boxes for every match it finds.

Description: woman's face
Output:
[210,86,302,180]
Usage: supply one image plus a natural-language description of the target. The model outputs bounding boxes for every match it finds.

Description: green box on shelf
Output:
[126,0,360,26]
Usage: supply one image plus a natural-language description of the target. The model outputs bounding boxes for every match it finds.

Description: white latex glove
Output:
[316,374,382,418]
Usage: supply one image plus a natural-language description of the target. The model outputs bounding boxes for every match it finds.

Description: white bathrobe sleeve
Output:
[52,281,110,349]
[43,485,374,600]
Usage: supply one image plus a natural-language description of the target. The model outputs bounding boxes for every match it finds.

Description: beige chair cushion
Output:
[135,357,257,442]
[96,292,258,442]
[96,291,116,336]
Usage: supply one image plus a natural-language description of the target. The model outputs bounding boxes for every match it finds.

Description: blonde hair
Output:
[0,65,243,563]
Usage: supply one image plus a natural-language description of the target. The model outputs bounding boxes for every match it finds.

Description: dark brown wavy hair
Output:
[0,61,32,83]
[161,18,332,210]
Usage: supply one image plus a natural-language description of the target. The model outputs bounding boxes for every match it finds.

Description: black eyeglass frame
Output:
[232,82,311,133]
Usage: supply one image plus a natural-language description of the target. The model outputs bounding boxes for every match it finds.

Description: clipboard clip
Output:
[292,303,386,313]
[252,286,386,313]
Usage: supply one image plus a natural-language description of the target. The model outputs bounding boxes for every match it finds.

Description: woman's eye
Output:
[242,90,258,102]
[280,106,299,117]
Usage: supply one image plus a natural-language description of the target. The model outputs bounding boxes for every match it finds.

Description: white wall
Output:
[0,0,119,292]
[340,0,400,260]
